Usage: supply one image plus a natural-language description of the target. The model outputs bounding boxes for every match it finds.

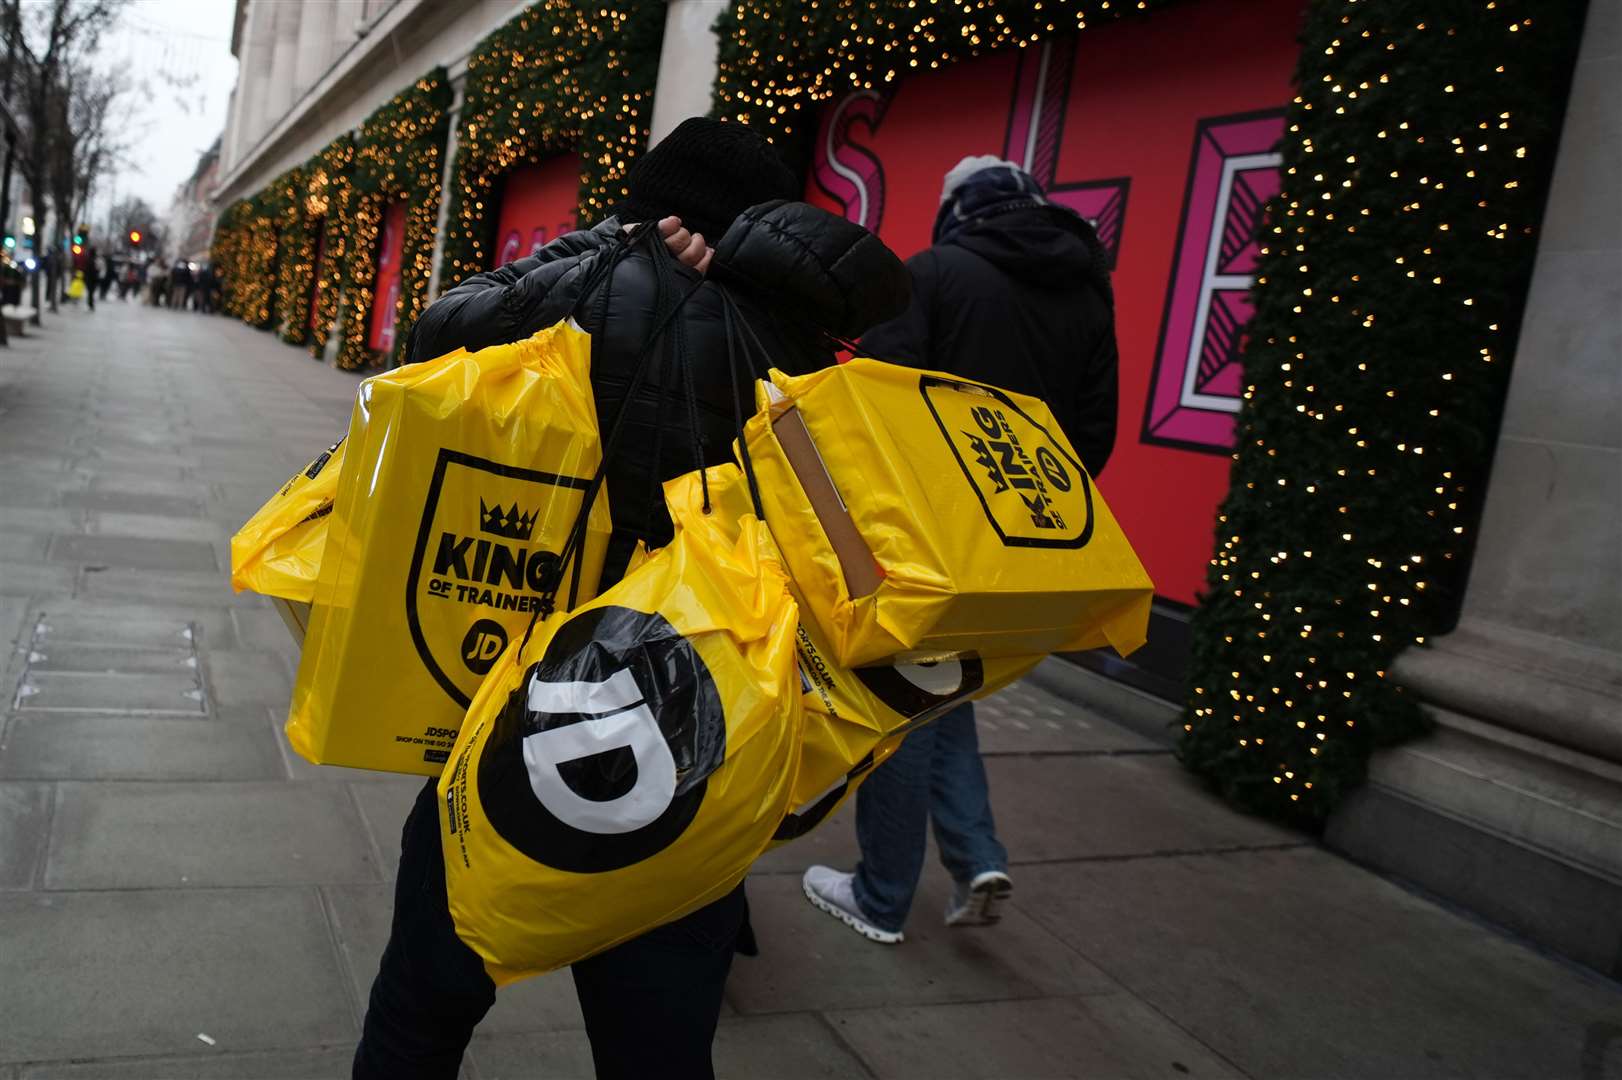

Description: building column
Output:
[234,0,274,163]
[262,0,303,139]
[1326,0,1622,980]
[647,0,730,147]
[293,0,335,103]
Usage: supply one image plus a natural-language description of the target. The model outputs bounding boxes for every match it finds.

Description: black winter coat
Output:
[859,207,1118,477]
[407,201,909,577]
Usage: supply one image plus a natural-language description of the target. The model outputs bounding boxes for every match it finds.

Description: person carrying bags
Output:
[352,117,909,1080]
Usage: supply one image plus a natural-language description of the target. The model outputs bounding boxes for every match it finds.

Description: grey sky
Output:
[91,0,239,218]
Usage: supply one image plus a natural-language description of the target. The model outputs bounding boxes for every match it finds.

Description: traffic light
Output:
[71,243,82,255]
[2,235,13,250]
[129,229,142,246]
[72,232,83,245]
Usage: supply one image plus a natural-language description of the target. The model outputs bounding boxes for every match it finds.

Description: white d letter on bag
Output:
[521,668,678,835]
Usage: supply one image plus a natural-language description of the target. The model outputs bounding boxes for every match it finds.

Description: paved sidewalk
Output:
[0,303,1617,1079]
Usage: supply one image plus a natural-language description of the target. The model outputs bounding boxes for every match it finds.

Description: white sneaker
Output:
[945,870,1013,927]
[801,865,904,944]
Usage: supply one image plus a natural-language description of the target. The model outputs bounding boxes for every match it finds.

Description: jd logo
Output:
[478,606,726,873]
[460,619,508,675]
[405,449,591,708]
[918,374,1094,550]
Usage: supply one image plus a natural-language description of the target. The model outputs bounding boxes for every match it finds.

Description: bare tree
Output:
[2,0,120,309]
[106,194,166,255]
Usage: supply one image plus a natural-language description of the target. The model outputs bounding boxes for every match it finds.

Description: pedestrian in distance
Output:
[351,116,908,1080]
[802,155,1119,944]
[195,263,217,314]
[79,241,98,312]
[170,260,193,310]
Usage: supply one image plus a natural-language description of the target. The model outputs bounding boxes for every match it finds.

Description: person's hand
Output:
[626,215,713,274]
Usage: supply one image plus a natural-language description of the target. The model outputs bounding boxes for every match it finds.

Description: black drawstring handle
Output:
[718,286,770,521]
[514,224,704,662]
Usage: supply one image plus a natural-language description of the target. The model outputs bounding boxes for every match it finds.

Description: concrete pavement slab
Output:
[0,597,29,649]
[77,567,237,608]
[45,781,381,888]
[754,753,1301,877]
[976,678,1165,755]
[203,648,293,710]
[0,532,47,561]
[469,1013,870,1080]
[0,888,355,1064]
[34,604,223,649]
[0,714,284,781]
[0,783,50,889]
[322,883,587,1036]
[47,534,218,572]
[20,1047,358,1079]
[84,473,208,500]
[17,671,203,714]
[28,643,195,675]
[977,754,1301,861]
[826,994,1244,1080]
[726,873,1113,1014]
[0,561,76,597]
[230,608,300,665]
[349,777,430,873]
[85,512,229,542]
[61,490,204,517]
[1018,848,1622,1080]
[0,507,85,536]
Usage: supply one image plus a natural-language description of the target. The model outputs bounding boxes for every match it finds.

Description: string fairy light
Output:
[713,0,1582,824]
[436,1,662,291]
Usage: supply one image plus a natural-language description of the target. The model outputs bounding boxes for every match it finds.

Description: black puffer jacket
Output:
[408,201,909,578]
[859,206,1118,477]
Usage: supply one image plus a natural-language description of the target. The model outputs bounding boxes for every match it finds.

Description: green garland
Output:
[715,0,1585,826]
[332,69,452,371]
[210,201,251,319]
[305,135,357,358]
[712,0,1167,141]
[211,194,278,328]
[267,166,307,344]
[435,1,663,291]
[1179,0,1584,825]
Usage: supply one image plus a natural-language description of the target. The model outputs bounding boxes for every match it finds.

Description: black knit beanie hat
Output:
[615,117,798,242]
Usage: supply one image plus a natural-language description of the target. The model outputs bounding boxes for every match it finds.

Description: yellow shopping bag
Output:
[741,359,1154,668]
[680,464,1041,849]
[231,439,344,605]
[439,468,802,984]
[289,322,611,776]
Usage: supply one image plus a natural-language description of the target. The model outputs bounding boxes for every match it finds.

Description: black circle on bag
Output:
[1036,445,1072,492]
[850,656,986,728]
[477,606,726,874]
[460,619,509,675]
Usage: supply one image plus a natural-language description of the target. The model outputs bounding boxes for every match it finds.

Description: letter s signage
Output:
[812,89,892,232]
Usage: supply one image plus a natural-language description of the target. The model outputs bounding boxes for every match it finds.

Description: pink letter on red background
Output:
[1141,110,1284,452]
[368,200,407,354]
[493,156,580,269]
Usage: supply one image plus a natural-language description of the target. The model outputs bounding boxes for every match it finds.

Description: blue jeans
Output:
[851,701,1007,933]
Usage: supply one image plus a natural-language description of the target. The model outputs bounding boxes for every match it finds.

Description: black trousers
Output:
[353,780,745,1080]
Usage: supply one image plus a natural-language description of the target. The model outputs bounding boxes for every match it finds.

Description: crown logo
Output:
[479,498,539,542]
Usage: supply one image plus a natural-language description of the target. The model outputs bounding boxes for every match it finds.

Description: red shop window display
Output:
[369,201,407,354]
[491,156,580,269]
